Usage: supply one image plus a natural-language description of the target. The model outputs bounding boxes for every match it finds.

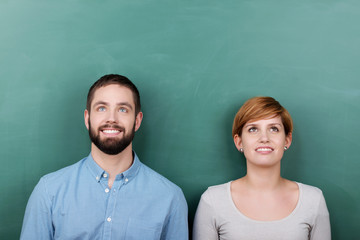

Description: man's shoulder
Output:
[40,157,87,185]
[138,162,183,196]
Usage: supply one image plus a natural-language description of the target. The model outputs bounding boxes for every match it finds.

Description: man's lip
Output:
[101,128,122,131]
[100,128,123,135]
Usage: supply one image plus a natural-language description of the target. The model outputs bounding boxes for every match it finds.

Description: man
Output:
[21,74,188,240]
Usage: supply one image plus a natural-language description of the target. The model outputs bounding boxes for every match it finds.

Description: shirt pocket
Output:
[125,218,162,240]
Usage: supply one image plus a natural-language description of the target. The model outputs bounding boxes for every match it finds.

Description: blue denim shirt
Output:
[21,152,188,240]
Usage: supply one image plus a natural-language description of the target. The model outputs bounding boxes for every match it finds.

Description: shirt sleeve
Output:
[20,177,54,240]
[192,190,219,240]
[310,192,331,240]
[161,188,189,240]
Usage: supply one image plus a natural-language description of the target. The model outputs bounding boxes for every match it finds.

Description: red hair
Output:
[232,96,293,137]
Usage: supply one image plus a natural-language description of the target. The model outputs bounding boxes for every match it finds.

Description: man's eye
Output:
[98,107,106,112]
[119,108,127,113]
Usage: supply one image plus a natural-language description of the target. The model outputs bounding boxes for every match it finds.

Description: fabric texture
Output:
[193,181,330,240]
[21,152,188,240]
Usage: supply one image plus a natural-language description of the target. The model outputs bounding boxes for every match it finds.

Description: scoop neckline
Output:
[226,181,302,223]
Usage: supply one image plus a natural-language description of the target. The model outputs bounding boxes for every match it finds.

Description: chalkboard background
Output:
[1,0,359,239]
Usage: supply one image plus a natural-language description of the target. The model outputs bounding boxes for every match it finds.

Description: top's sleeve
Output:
[310,192,331,240]
[192,190,219,240]
[20,177,54,240]
[161,188,189,240]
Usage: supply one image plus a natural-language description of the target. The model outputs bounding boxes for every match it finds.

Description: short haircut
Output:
[86,74,141,115]
[232,96,293,137]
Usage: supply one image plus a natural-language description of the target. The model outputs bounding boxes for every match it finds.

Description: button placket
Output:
[102,175,123,237]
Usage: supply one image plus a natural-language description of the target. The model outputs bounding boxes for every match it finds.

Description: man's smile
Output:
[99,125,125,136]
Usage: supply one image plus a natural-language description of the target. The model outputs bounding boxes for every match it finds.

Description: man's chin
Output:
[89,125,135,155]
[100,136,121,143]
[100,139,122,148]
[94,143,123,155]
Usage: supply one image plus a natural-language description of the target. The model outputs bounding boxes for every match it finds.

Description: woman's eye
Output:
[270,127,279,132]
[249,127,257,133]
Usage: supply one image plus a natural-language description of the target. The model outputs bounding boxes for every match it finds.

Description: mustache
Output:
[99,124,125,132]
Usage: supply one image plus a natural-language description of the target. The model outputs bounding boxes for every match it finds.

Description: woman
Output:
[193,96,331,240]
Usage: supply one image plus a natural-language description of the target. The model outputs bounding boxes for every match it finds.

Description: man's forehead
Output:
[91,84,135,105]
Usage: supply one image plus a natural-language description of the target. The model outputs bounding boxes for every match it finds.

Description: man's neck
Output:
[91,143,134,188]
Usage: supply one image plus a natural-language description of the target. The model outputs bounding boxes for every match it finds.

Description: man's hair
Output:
[86,74,141,115]
[232,96,293,137]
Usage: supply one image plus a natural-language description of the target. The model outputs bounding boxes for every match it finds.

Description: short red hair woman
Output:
[193,96,331,240]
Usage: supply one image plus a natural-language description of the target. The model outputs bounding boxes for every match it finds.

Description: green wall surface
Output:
[1,0,359,239]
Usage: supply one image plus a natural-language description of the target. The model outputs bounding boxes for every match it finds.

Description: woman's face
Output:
[234,115,292,168]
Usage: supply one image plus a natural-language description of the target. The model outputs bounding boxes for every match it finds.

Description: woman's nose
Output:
[258,130,270,143]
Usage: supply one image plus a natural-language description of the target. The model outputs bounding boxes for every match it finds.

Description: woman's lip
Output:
[255,147,274,152]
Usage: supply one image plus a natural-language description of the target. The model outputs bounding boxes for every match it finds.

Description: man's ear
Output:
[233,134,243,151]
[84,109,90,130]
[134,112,143,132]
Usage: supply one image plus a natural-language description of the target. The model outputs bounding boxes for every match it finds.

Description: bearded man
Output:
[21,74,188,240]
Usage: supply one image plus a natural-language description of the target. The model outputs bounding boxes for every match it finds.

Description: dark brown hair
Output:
[87,74,141,114]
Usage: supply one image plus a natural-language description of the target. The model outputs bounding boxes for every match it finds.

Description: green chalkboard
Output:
[1,0,359,239]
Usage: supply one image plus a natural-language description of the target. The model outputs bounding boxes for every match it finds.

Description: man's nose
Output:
[106,109,118,123]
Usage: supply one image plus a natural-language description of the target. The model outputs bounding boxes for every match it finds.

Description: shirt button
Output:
[107,217,112,222]
[105,188,109,193]
[103,173,108,178]
[125,178,129,182]
[96,176,100,181]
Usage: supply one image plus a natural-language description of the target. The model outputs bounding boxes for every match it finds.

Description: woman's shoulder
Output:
[295,182,330,221]
[205,181,230,194]
[297,182,324,197]
[198,182,235,217]
[297,182,328,213]
[200,182,231,202]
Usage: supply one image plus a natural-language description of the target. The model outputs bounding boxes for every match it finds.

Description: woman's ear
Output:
[233,134,243,151]
[285,132,293,149]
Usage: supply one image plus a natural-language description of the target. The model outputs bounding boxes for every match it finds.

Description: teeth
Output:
[103,129,120,133]
[256,148,272,152]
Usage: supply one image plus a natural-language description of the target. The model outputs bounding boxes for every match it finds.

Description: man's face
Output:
[84,84,142,155]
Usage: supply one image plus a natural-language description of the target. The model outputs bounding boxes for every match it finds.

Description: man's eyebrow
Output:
[117,102,133,110]
[92,101,133,110]
[93,101,109,107]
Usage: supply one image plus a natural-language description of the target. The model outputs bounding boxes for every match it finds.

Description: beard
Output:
[88,120,135,155]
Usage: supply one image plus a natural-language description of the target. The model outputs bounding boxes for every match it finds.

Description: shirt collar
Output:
[121,151,141,183]
[85,154,106,182]
[85,151,141,183]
